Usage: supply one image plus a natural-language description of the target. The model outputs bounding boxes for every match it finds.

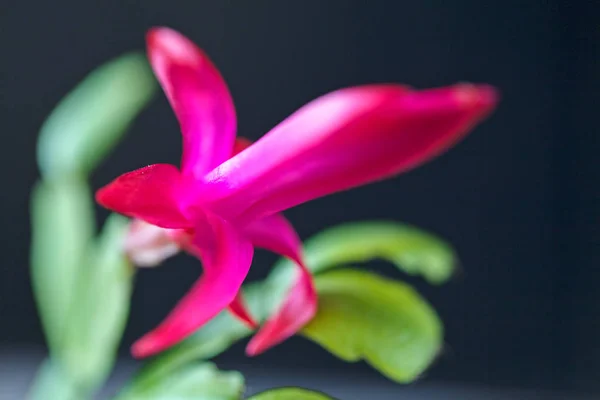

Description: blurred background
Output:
[0,0,598,398]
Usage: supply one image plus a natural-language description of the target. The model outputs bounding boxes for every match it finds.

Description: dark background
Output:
[0,0,598,396]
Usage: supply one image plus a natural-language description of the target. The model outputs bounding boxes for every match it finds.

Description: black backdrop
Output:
[0,0,598,395]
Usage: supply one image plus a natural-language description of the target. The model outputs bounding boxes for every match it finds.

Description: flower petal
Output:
[202,84,498,223]
[147,27,237,178]
[224,137,275,330]
[241,214,303,263]
[96,164,190,229]
[124,219,182,267]
[241,214,317,355]
[124,220,260,330]
[246,261,316,356]
[131,211,254,358]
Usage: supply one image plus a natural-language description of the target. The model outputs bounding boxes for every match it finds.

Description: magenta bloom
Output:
[96,27,498,358]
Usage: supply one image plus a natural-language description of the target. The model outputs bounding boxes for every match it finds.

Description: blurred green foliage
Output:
[303,269,442,382]
[117,363,244,400]
[247,388,336,400]
[29,52,157,399]
[36,53,157,180]
[30,180,96,356]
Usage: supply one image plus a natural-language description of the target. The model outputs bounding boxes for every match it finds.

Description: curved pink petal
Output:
[148,205,258,329]
[246,261,316,356]
[131,211,254,358]
[123,221,259,331]
[96,164,190,229]
[242,214,304,264]
[224,137,274,330]
[201,84,498,223]
[147,27,237,178]
[241,214,317,355]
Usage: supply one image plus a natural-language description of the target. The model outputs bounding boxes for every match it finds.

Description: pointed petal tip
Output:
[453,83,499,114]
[245,337,267,357]
[94,164,191,229]
[131,335,159,359]
[95,182,129,213]
[228,293,260,329]
[146,26,182,46]
[244,258,318,357]
[244,300,318,357]
[145,26,237,177]
[146,26,202,68]
[145,26,163,44]
[244,317,260,330]
[95,185,111,207]
[245,300,317,357]
[409,82,499,116]
[146,27,184,60]
[146,26,172,40]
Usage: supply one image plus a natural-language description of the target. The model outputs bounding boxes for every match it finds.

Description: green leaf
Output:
[61,214,134,390]
[302,269,443,383]
[117,363,244,400]
[30,179,95,355]
[263,221,457,315]
[27,359,83,400]
[123,282,267,396]
[37,52,157,180]
[271,221,456,285]
[247,387,336,400]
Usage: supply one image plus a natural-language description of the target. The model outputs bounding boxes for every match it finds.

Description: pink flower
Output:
[96,27,498,359]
